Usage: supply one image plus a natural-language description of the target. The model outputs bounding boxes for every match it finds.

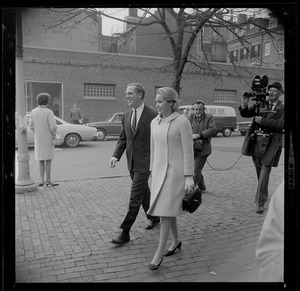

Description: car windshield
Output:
[107,114,115,122]
[108,113,123,122]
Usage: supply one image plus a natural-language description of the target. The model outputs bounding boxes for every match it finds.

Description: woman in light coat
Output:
[29,93,59,187]
[147,87,194,270]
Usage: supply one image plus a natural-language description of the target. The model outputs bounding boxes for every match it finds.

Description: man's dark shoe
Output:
[146,217,160,230]
[111,232,130,245]
[256,203,264,214]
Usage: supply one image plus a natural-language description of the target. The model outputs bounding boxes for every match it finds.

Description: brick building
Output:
[21,8,284,123]
[227,13,284,69]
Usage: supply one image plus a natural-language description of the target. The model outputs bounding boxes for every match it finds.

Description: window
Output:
[229,50,238,62]
[84,83,115,100]
[251,44,261,58]
[239,47,249,60]
[208,108,217,115]
[25,81,63,118]
[214,90,237,103]
[264,42,271,56]
[217,108,226,115]
[238,26,246,36]
[277,38,284,53]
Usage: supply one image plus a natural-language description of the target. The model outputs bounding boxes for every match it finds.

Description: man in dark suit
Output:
[239,81,284,213]
[109,83,159,245]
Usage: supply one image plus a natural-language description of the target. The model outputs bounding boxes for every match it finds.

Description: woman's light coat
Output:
[147,112,194,217]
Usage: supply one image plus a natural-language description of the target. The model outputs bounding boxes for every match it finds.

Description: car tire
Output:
[222,128,232,137]
[95,129,106,141]
[240,131,246,136]
[64,133,81,147]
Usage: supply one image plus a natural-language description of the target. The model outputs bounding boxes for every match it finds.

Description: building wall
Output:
[23,47,284,123]
[22,8,100,52]
[227,26,284,68]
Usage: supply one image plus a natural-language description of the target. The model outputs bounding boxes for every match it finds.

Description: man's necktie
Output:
[131,109,137,133]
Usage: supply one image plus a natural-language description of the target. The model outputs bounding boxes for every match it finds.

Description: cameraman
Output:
[239,82,284,213]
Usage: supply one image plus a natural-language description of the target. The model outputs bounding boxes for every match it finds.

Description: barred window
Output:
[214,90,237,103]
[84,83,116,100]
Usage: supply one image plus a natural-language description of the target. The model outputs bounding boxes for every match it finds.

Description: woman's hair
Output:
[127,83,145,100]
[156,87,180,112]
[36,93,51,105]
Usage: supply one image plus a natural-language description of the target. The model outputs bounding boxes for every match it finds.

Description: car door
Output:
[109,113,123,135]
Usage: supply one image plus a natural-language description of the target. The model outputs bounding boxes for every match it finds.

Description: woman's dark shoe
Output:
[148,258,163,270]
[45,182,59,187]
[164,241,182,257]
[38,182,44,187]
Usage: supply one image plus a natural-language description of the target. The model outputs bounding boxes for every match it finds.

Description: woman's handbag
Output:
[52,133,62,146]
[182,186,202,213]
[241,119,256,156]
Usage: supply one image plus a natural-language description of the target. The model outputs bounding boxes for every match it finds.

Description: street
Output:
[14,132,285,283]
[15,133,278,183]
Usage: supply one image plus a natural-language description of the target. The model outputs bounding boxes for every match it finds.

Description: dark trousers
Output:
[252,136,272,205]
[120,169,153,233]
[193,150,208,191]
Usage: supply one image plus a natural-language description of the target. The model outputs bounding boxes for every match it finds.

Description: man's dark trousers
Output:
[193,150,208,191]
[120,167,152,233]
[252,136,272,205]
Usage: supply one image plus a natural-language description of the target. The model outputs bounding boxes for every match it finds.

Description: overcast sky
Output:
[101,8,128,35]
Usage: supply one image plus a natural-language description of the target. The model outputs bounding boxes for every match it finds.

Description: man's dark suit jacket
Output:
[113,105,157,173]
[239,100,284,167]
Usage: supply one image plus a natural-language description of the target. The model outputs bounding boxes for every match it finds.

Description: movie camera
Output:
[243,75,269,103]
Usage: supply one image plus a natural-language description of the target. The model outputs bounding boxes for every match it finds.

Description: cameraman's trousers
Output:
[252,135,272,205]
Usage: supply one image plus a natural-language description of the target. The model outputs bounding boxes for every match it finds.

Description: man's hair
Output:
[193,100,206,110]
[36,93,51,105]
[127,83,145,100]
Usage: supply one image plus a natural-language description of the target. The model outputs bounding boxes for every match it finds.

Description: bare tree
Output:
[44,7,283,94]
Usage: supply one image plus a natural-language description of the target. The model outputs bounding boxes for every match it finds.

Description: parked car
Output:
[16,114,97,148]
[237,120,253,136]
[86,112,124,140]
[179,105,237,137]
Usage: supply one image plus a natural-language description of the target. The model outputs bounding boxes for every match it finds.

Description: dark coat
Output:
[188,112,216,156]
[112,105,158,173]
[239,100,284,167]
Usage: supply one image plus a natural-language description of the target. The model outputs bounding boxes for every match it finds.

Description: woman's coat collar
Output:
[156,112,179,124]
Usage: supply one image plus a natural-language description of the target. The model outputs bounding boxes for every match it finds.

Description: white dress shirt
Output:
[131,103,144,129]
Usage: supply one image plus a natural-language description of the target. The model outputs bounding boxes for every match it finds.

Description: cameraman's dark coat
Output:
[239,100,284,167]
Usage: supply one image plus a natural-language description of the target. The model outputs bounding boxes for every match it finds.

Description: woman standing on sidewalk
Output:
[29,93,59,187]
[147,87,194,270]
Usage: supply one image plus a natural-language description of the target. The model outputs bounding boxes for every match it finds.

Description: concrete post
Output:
[15,9,37,194]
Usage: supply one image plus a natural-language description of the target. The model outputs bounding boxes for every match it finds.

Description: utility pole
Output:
[15,8,37,194]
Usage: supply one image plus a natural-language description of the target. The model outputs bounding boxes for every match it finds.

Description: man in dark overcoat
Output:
[239,81,284,213]
[188,100,216,192]
[109,83,159,245]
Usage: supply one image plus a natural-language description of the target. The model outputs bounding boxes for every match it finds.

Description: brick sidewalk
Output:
[15,163,283,282]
